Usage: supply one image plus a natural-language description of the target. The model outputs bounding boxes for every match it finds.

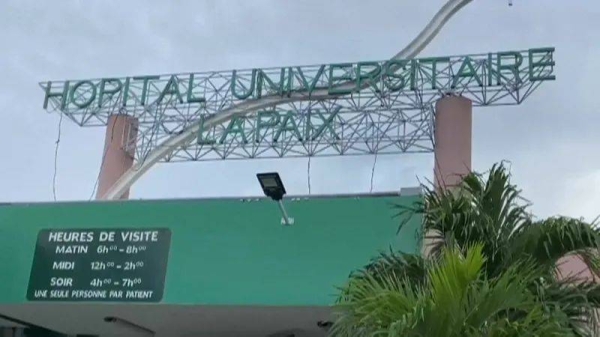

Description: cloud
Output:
[561,170,600,222]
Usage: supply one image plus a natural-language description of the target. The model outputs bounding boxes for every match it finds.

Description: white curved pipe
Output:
[101,0,473,200]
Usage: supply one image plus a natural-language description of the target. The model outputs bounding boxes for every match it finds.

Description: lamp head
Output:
[256,172,286,201]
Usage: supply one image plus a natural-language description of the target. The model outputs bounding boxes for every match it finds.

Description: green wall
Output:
[0,194,421,306]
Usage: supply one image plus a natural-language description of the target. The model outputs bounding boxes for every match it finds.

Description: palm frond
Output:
[509,216,600,277]
[341,163,600,336]
[337,250,429,305]
[332,244,575,337]
[358,250,428,284]
[535,278,600,336]
[395,164,531,268]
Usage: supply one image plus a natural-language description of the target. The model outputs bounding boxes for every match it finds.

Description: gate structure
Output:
[39,0,555,200]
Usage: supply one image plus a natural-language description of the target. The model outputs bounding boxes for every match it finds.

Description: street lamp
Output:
[256,172,294,226]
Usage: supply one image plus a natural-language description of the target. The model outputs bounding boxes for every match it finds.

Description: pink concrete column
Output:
[96,115,138,200]
[434,95,473,189]
[557,255,597,283]
[422,95,472,257]
[557,255,599,331]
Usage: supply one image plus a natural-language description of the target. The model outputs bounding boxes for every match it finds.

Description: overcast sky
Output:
[0,0,598,220]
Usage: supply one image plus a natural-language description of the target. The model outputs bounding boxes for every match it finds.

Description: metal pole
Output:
[278,200,293,226]
[101,0,475,200]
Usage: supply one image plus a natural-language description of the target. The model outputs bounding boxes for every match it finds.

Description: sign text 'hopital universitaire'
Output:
[43,48,556,109]
[27,228,171,303]
[42,47,555,145]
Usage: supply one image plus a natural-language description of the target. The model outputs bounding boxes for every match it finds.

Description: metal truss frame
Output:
[40,49,553,163]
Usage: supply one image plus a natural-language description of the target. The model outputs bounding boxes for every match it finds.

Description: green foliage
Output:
[333,245,574,337]
[333,163,600,337]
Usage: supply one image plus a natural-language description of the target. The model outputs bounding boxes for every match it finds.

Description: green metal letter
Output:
[356,62,382,92]
[122,77,131,107]
[409,60,418,90]
[383,60,408,92]
[274,111,302,142]
[286,67,294,97]
[528,47,556,81]
[255,111,281,143]
[296,65,326,96]
[97,78,123,108]
[419,57,450,89]
[487,53,494,86]
[69,81,97,109]
[197,115,217,145]
[452,57,483,88]
[256,69,285,98]
[328,63,356,95]
[133,75,160,105]
[187,74,207,104]
[43,81,70,109]
[157,75,184,104]
[220,117,248,144]
[496,51,523,85]
[231,69,257,100]
[309,108,340,141]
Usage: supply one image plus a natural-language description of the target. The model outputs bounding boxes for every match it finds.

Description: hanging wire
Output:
[369,153,378,194]
[52,112,64,201]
